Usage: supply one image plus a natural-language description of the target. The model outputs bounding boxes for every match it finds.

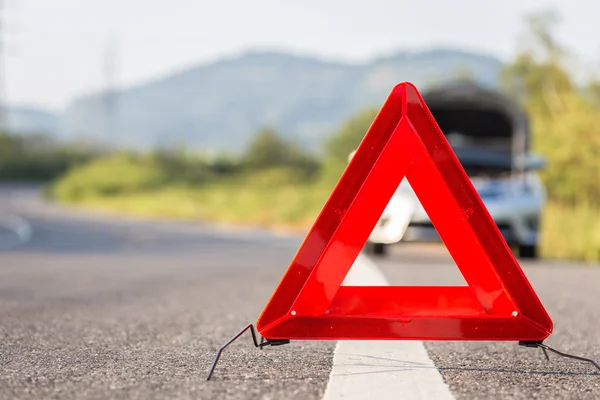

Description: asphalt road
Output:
[377,246,600,399]
[1,184,599,399]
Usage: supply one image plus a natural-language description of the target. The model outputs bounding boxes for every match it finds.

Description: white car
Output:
[361,81,546,259]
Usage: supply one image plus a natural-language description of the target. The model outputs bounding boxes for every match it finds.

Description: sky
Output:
[3,0,600,111]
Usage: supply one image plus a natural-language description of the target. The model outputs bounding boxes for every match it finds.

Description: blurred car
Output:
[360,81,546,259]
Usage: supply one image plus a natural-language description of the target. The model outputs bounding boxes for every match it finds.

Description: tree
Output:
[324,108,379,164]
[241,127,318,175]
[500,9,573,116]
[501,9,600,205]
[0,132,22,159]
[588,79,600,105]
[315,108,380,185]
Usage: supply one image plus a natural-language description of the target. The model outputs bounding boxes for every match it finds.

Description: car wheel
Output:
[372,242,387,256]
[364,242,387,256]
[518,244,538,259]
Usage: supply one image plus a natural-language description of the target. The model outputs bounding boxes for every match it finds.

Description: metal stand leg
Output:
[519,341,600,372]
[206,323,290,380]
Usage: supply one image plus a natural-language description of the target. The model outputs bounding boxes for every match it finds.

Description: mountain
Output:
[6,107,62,137]
[60,48,507,152]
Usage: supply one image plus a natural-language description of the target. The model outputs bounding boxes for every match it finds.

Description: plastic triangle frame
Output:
[256,82,553,342]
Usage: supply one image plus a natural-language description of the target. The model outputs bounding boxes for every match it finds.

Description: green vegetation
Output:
[45,9,600,262]
[500,10,600,261]
[540,202,600,263]
[48,135,335,230]
[0,132,97,182]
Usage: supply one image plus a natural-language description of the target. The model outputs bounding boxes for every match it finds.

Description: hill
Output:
[34,48,507,153]
[6,107,62,138]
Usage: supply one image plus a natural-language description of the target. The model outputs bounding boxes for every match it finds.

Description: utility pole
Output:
[0,0,7,133]
[102,33,119,144]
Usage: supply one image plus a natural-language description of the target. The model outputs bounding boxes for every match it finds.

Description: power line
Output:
[102,32,120,143]
[0,0,18,133]
[0,0,7,132]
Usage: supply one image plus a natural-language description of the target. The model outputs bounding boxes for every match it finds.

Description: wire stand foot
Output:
[206,323,290,381]
[519,341,600,372]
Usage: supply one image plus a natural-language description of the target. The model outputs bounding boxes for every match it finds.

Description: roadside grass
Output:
[540,202,600,263]
[54,180,333,233]
[48,154,600,263]
[52,181,600,263]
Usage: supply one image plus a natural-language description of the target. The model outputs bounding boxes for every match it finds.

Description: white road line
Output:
[0,213,33,250]
[322,253,455,400]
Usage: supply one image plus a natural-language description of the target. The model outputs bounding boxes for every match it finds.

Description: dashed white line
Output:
[322,253,455,400]
[0,213,33,250]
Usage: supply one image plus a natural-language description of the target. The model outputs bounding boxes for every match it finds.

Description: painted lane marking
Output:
[321,253,455,400]
[0,213,33,250]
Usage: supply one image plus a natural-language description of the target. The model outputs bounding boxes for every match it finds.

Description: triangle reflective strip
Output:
[256,82,553,342]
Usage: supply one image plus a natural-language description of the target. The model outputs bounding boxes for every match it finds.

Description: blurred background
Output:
[1,0,599,262]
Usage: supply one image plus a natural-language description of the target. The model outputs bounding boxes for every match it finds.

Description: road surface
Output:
[1,184,599,399]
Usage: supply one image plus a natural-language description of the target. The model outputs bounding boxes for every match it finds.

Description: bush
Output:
[242,167,306,188]
[241,127,320,178]
[149,149,217,184]
[50,153,169,201]
[531,93,600,205]
[540,202,600,262]
[324,108,379,164]
[0,132,95,182]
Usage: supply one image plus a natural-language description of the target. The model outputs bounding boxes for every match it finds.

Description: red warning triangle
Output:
[256,82,553,342]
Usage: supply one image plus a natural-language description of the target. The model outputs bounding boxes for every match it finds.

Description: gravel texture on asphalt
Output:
[376,244,600,400]
[2,186,599,400]
[0,188,335,400]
